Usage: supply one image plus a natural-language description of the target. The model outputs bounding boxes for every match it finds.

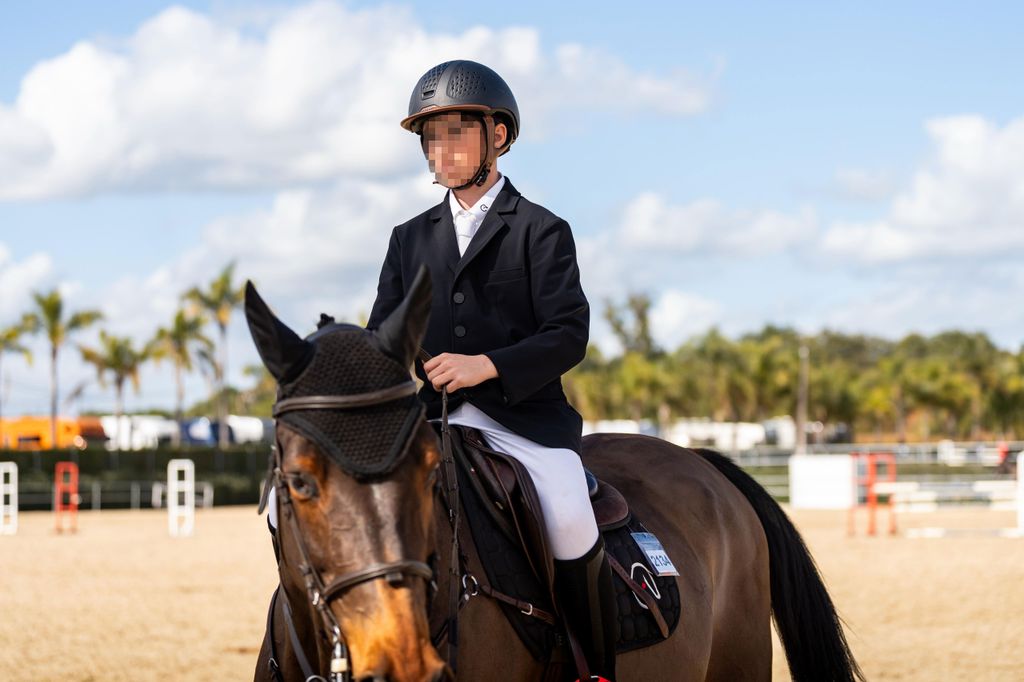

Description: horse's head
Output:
[246,266,449,682]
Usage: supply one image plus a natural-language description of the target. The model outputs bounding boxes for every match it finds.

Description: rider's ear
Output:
[244,280,314,384]
[494,120,508,150]
[372,264,432,369]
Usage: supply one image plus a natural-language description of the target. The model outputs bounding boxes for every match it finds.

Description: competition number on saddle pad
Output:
[630,532,679,577]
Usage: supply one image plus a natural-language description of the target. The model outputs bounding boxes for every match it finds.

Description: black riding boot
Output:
[554,536,618,681]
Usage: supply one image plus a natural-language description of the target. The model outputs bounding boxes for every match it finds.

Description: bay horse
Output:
[246,267,863,682]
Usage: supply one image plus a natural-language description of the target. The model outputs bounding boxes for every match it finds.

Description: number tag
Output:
[630,532,680,577]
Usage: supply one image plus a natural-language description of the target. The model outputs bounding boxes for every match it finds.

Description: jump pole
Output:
[887,459,1024,539]
[167,459,195,537]
[0,462,16,535]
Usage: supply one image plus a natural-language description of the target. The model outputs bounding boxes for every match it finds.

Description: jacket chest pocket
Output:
[483,270,533,340]
[485,266,526,283]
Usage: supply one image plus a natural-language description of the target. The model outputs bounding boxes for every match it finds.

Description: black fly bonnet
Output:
[271,320,425,479]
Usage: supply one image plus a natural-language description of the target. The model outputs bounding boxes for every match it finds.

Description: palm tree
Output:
[78,332,152,451]
[150,309,213,443]
[26,289,102,447]
[183,263,245,449]
[0,315,38,448]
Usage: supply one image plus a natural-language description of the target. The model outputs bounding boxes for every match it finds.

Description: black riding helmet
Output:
[401,60,520,189]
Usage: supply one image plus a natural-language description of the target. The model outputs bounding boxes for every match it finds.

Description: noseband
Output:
[268,379,434,682]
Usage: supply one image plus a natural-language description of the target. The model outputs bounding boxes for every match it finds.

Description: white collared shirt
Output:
[448,174,506,257]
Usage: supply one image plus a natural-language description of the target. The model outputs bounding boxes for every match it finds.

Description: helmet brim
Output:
[400,104,496,133]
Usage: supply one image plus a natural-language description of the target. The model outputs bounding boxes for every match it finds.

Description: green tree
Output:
[0,315,37,448]
[150,309,214,443]
[988,350,1024,436]
[739,326,801,420]
[25,289,102,446]
[682,328,754,422]
[603,293,660,358]
[183,263,246,449]
[78,331,152,450]
[237,364,277,418]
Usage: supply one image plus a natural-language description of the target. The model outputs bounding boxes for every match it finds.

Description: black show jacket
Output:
[366,178,590,455]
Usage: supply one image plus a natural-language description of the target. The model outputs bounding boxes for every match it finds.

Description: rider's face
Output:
[420,112,485,188]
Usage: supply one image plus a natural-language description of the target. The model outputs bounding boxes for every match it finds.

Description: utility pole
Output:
[796,343,809,455]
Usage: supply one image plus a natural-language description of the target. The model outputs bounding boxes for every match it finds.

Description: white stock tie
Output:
[454,210,477,257]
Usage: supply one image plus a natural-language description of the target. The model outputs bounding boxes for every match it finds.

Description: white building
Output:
[663,418,767,452]
[100,415,179,450]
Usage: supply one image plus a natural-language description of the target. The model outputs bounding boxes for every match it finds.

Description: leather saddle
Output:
[440,424,631,596]
[459,428,631,532]
[434,422,676,666]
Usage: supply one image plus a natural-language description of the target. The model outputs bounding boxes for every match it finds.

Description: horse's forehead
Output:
[275,326,424,480]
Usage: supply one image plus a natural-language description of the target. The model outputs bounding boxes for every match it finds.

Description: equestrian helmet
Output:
[401,60,520,156]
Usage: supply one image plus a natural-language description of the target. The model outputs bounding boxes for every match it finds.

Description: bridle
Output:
[266,379,434,682]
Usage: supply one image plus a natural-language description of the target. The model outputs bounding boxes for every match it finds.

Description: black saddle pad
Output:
[452,443,682,663]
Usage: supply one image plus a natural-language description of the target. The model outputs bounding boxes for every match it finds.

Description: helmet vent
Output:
[447,64,486,98]
[419,62,450,100]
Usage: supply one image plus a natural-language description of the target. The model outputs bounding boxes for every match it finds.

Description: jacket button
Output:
[452,292,465,304]
[502,394,509,404]
[454,325,466,337]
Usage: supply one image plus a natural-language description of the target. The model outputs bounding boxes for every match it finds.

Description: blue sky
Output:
[1,1,1022,415]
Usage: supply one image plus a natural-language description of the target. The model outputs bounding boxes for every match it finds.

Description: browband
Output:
[272,381,419,418]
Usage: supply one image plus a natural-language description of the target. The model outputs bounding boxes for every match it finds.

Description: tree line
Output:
[562,294,1024,442]
[0,264,244,448]
[4,276,1021,446]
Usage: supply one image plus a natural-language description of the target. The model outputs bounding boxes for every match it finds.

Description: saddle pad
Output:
[454,459,682,662]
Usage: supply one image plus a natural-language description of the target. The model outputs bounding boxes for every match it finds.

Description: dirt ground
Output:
[1,505,1021,681]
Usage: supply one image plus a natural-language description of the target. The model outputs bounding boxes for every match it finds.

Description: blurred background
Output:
[1,2,1022,680]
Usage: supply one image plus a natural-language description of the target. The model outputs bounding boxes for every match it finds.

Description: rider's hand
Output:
[423,353,498,392]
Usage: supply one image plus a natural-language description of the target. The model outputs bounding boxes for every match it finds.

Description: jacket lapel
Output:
[429,190,461,274]
[453,179,521,281]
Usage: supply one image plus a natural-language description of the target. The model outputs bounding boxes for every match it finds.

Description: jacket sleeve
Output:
[365,226,404,331]
[483,218,589,405]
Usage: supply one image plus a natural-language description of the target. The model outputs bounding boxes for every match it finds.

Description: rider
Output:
[366,60,617,681]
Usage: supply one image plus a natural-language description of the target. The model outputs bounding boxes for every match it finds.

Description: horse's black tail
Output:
[695,449,864,682]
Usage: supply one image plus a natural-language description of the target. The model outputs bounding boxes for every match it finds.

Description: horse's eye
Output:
[287,473,319,499]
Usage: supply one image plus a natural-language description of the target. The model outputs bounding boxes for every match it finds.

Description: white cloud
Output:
[0,1,713,200]
[619,192,817,256]
[820,266,1024,350]
[821,115,1024,263]
[0,243,53,324]
[650,288,722,351]
[834,167,899,202]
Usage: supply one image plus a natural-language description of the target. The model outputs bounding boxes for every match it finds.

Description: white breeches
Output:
[440,401,599,560]
[267,402,599,561]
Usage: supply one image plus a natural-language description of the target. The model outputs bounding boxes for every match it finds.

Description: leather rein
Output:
[266,378,434,682]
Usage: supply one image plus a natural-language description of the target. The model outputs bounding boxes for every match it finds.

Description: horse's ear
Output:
[372,265,432,369]
[244,280,314,384]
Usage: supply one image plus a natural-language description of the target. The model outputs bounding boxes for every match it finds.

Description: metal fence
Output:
[15,480,214,512]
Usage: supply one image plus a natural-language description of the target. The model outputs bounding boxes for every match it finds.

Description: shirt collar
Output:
[448,174,506,225]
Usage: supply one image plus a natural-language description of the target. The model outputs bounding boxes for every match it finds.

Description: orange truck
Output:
[0,416,107,450]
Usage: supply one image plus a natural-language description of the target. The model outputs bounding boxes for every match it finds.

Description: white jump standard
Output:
[0,462,16,535]
[167,459,195,537]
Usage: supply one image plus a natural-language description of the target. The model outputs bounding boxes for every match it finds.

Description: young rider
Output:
[366,59,616,681]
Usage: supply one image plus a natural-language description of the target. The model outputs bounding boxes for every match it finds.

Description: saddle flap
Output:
[463,427,630,532]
